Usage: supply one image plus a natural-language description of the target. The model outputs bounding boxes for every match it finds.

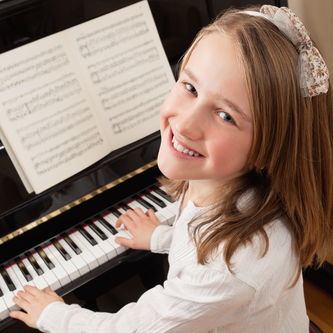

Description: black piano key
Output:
[78,226,97,246]
[15,258,33,282]
[25,252,44,276]
[111,209,122,219]
[144,191,166,208]
[89,222,108,241]
[36,246,55,270]
[122,204,132,211]
[62,233,82,255]
[0,288,3,297]
[98,216,118,235]
[135,196,157,212]
[153,187,174,203]
[0,266,16,291]
[52,238,71,261]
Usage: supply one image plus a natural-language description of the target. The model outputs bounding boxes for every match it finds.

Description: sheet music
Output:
[65,0,175,149]
[0,35,111,193]
[0,1,175,194]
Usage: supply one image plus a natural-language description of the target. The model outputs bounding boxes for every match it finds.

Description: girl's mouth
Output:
[172,135,203,157]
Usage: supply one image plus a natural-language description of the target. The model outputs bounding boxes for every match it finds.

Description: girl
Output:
[10,4,333,333]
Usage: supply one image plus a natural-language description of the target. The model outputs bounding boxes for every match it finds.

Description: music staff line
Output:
[19,108,92,151]
[33,130,103,175]
[102,73,169,111]
[16,100,86,133]
[0,52,70,93]
[78,21,149,59]
[90,47,159,84]
[0,44,63,75]
[111,101,163,135]
[5,79,82,122]
[99,65,163,96]
[3,73,76,107]
[109,90,169,134]
[76,13,144,42]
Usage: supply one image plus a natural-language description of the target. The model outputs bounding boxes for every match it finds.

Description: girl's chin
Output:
[157,156,179,180]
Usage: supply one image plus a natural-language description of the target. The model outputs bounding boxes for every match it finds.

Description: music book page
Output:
[0,0,175,194]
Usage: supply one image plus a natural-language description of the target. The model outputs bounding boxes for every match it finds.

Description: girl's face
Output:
[158,33,254,191]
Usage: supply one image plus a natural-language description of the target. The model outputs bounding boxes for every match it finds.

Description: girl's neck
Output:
[180,180,220,212]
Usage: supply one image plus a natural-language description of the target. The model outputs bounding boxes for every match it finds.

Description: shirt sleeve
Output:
[150,224,173,254]
[37,264,255,333]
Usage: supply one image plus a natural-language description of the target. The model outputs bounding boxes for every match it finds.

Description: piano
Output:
[1,0,330,331]
[0,0,205,330]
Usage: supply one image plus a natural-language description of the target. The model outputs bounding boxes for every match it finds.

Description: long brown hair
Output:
[160,6,333,273]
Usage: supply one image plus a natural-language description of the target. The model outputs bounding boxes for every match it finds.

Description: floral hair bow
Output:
[259,5,329,98]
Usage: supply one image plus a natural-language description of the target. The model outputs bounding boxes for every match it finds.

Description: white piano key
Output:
[43,246,71,287]
[128,199,168,225]
[104,213,133,239]
[32,252,61,291]
[74,230,108,266]
[59,238,89,276]
[142,194,175,225]
[69,232,99,270]
[0,296,9,321]
[48,244,80,282]
[0,270,18,312]
[151,189,179,216]
[116,208,131,232]
[22,258,48,291]
[6,267,23,297]
[95,220,127,255]
[11,263,35,289]
[84,224,117,261]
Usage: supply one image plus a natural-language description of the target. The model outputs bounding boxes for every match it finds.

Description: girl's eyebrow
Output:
[183,68,252,123]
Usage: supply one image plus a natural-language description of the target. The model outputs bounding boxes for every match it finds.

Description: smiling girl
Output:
[10,5,333,333]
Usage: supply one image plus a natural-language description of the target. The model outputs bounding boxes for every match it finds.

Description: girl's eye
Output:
[218,111,234,124]
[185,83,197,96]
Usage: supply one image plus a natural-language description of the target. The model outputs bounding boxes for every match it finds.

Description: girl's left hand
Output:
[10,285,64,329]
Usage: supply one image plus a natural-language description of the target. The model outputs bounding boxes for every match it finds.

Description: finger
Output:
[12,296,29,310]
[145,209,157,218]
[17,290,34,303]
[146,209,161,223]
[115,236,134,248]
[45,287,58,297]
[23,285,40,296]
[116,212,136,228]
[10,310,29,322]
[133,207,146,217]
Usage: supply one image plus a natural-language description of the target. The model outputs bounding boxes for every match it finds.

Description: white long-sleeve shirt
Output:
[37,199,309,333]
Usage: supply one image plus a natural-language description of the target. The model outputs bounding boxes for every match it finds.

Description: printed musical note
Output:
[77,14,149,58]
[0,45,69,93]
[17,100,91,151]
[109,91,168,134]
[31,127,103,175]
[4,77,82,122]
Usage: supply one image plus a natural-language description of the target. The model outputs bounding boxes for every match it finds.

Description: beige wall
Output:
[288,0,333,74]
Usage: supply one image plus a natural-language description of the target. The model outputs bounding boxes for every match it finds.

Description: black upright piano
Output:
[0,0,204,330]
[4,0,329,332]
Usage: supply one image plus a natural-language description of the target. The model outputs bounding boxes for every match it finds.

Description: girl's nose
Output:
[174,103,206,141]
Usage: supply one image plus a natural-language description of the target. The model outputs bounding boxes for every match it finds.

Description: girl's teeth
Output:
[177,144,185,152]
[172,136,200,156]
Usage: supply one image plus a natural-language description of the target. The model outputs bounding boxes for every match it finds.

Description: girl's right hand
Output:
[115,207,161,250]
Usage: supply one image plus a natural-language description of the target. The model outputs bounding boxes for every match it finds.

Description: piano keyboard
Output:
[0,186,177,322]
